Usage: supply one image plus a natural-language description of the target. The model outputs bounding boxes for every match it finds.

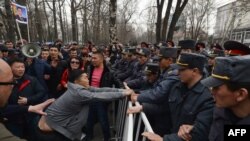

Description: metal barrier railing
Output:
[122,101,133,141]
[115,97,129,141]
[114,98,154,141]
[134,102,154,141]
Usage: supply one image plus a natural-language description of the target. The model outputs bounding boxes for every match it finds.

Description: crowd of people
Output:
[0,38,250,141]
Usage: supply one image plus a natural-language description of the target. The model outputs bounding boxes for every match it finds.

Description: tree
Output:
[184,0,214,40]
[161,0,173,40]
[215,0,250,44]
[45,0,58,40]
[109,0,117,43]
[156,0,165,42]
[35,0,44,42]
[69,0,83,42]
[117,0,138,43]
[166,0,189,41]
[58,0,65,42]
[42,0,52,41]
[2,0,16,42]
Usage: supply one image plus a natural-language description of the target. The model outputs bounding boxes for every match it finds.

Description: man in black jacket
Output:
[86,50,123,141]
[2,58,46,140]
[0,58,54,141]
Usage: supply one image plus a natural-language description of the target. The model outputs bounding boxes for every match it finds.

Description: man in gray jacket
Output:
[38,69,132,141]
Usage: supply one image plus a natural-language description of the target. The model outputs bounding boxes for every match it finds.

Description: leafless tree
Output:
[156,0,165,42]
[45,0,58,40]
[58,0,65,42]
[184,0,214,40]
[117,0,138,43]
[1,0,16,42]
[34,0,44,42]
[216,0,250,44]
[109,0,117,43]
[166,0,189,41]
[68,0,83,42]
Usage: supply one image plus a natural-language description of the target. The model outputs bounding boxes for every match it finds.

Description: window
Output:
[231,34,236,40]
[236,32,242,40]
[245,31,250,39]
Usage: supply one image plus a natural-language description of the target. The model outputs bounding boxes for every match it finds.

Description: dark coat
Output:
[25,58,51,91]
[88,64,124,88]
[162,80,214,141]
[46,56,67,98]
[111,58,128,75]
[137,71,179,104]
[8,75,46,106]
[3,75,45,126]
[154,64,179,86]
[126,76,155,91]
[116,59,137,81]
[209,108,250,141]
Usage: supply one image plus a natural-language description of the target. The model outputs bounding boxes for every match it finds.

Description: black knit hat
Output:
[68,69,85,83]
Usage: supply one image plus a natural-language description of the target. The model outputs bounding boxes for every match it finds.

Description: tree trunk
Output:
[156,0,165,42]
[161,0,172,41]
[71,0,77,41]
[42,0,51,41]
[63,4,69,42]
[58,0,65,42]
[35,0,43,42]
[96,0,101,44]
[109,0,117,43]
[4,0,16,42]
[167,0,188,41]
[83,0,88,42]
[52,0,58,40]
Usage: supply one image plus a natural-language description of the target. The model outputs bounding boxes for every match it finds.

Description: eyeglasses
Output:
[0,80,18,86]
[71,61,80,64]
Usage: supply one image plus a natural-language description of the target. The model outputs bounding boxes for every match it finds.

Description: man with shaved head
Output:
[0,59,53,141]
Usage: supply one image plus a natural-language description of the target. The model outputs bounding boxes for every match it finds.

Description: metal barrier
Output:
[115,97,129,141]
[114,98,154,141]
[134,102,154,141]
[122,101,133,141]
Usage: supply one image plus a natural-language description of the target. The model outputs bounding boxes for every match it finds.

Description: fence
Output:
[114,98,154,141]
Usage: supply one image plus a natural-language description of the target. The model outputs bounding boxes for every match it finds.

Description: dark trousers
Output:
[35,127,71,141]
[86,102,111,141]
[4,114,38,141]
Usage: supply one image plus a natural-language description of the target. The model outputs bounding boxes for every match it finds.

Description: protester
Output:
[38,69,133,141]
[0,59,54,141]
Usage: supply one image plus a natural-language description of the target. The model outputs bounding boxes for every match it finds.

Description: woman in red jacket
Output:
[61,57,83,89]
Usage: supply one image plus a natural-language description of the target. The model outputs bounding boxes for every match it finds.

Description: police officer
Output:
[139,53,214,141]
[116,47,138,81]
[125,48,150,86]
[156,47,178,84]
[207,49,225,75]
[127,63,160,90]
[178,39,196,53]
[111,47,129,75]
[224,40,250,56]
[201,55,250,141]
